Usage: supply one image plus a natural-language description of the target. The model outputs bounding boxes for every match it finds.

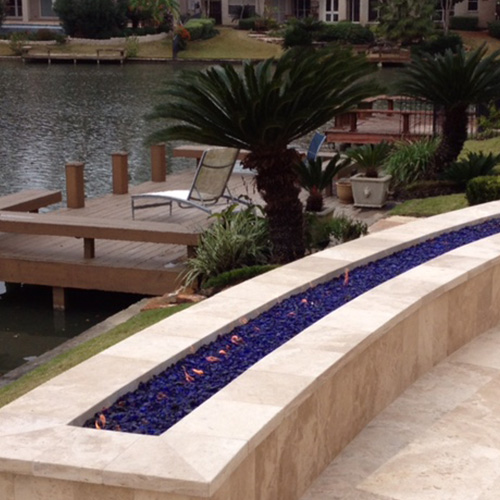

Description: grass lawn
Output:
[0,27,282,60]
[390,194,468,217]
[0,304,190,408]
[457,30,500,54]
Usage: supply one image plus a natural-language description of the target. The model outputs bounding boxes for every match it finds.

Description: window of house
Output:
[368,0,379,21]
[468,0,478,11]
[295,0,310,19]
[5,0,22,17]
[325,0,338,22]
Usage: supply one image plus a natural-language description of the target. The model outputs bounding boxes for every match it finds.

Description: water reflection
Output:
[0,284,143,376]
[0,61,204,199]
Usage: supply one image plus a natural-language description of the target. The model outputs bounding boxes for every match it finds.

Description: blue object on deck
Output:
[306,132,326,161]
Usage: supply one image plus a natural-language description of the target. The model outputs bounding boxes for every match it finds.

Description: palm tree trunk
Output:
[432,104,469,177]
[249,149,305,264]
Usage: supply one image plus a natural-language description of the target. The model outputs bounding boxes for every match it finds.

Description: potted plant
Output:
[294,153,352,217]
[336,177,354,204]
[346,142,393,208]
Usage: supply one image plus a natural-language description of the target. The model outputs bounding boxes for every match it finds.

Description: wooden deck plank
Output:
[0,171,263,297]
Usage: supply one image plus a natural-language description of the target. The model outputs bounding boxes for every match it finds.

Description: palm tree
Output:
[397,44,500,177]
[148,48,380,263]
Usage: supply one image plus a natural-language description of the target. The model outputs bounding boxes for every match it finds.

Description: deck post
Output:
[112,152,129,194]
[65,162,85,208]
[402,112,410,134]
[151,143,167,182]
[53,287,66,311]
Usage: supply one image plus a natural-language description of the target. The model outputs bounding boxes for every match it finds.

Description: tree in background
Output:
[148,48,380,263]
[376,0,436,45]
[127,0,179,30]
[54,0,128,38]
[0,0,5,29]
[440,0,461,35]
[398,44,500,177]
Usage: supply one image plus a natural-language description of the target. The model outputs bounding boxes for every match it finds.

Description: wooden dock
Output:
[0,154,261,309]
[21,46,126,64]
[326,95,476,145]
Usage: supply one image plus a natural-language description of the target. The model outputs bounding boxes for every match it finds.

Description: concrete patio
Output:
[301,323,500,500]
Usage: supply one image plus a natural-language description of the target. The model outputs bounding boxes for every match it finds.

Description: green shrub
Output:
[283,24,313,48]
[8,32,29,55]
[411,32,462,56]
[283,17,323,48]
[442,152,500,190]
[450,16,478,31]
[202,264,279,292]
[476,103,500,139]
[466,175,500,205]
[238,16,257,30]
[183,205,271,288]
[53,0,127,38]
[125,35,139,57]
[488,20,500,39]
[346,141,393,178]
[185,18,216,40]
[305,212,367,251]
[397,180,460,200]
[238,15,277,31]
[385,138,439,188]
[317,21,374,45]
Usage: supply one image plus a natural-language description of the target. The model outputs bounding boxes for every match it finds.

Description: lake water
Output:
[0,60,204,376]
[0,60,204,199]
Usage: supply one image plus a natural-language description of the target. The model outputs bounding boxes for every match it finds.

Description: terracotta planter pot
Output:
[336,179,353,204]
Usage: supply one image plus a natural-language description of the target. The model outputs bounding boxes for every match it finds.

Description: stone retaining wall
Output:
[1,202,500,499]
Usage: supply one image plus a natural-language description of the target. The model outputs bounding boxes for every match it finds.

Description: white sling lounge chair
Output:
[131,147,244,218]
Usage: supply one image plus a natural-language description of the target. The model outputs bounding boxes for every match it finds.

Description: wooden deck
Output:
[21,47,126,65]
[0,167,261,307]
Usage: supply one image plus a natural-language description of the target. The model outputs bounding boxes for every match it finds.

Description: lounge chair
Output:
[131,147,244,218]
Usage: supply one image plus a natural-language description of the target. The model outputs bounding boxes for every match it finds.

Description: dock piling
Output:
[151,143,167,182]
[112,152,129,194]
[53,287,66,311]
[65,162,85,208]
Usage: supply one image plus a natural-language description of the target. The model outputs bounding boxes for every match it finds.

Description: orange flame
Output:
[231,335,244,345]
[218,349,228,356]
[206,355,220,363]
[156,392,167,401]
[183,366,195,383]
[301,298,308,304]
[95,413,106,430]
[344,268,350,286]
[192,368,204,376]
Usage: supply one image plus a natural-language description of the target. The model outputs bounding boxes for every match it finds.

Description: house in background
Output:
[2,0,497,32]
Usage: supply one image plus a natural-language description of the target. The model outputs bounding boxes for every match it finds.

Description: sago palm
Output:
[148,48,380,263]
[397,44,500,177]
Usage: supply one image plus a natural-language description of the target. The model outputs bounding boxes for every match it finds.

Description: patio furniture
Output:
[131,147,245,218]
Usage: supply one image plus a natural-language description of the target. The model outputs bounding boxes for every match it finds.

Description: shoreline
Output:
[0,297,149,388]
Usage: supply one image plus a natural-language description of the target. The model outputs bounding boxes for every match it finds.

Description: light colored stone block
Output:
[0,472,15,500]
[14,475,75,500]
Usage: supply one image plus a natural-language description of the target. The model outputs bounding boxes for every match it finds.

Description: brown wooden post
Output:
[402,112,410,134]
[65,162,85,208]
[53,287,66,311]
[112,152,129,194]
[349,112,358,132]
[151,143,167,182]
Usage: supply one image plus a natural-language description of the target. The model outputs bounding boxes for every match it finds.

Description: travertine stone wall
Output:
[2,203,500,499]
